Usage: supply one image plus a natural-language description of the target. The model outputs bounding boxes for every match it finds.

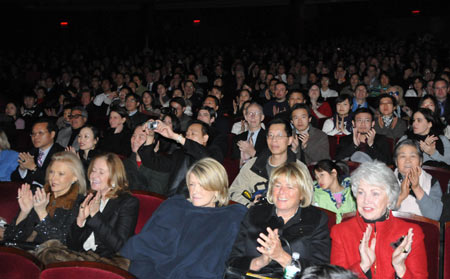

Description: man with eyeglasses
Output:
[11,118,64,188]
[56,106,88,149]
[433,79,450,125]
[335,108,392,164]
[231,102,267,167]
[229,118,310,207]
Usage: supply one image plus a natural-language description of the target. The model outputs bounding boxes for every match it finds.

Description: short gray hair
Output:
[393,139,423,166]
[351,161,399,210]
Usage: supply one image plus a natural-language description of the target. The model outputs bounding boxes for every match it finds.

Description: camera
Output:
[148,121,158,130]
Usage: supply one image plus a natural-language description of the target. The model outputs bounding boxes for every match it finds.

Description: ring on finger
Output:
[403,248,409,253]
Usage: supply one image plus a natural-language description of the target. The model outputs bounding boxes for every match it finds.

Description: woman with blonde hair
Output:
[4,151,86,245]
[121,157,247,278]
[226,162,330,277]
[67,153,139,260]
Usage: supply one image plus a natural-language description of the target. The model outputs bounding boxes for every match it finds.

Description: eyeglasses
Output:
[70,114,83,119]
[30,131,49,137]
[267,134,289,140]
[246,111,261,117]
[388,91,399,96]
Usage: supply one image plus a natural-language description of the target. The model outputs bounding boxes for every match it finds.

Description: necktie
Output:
[248,132,254,145]
[37,150,44,167]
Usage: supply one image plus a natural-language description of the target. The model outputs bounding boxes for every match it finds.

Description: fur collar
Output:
[45,183,80,217]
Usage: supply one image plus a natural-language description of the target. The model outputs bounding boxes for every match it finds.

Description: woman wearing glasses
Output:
[386,85,413,119]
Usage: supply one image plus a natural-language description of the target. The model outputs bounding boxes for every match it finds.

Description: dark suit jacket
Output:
[11,143,64,187]
[231,129,267,160]
[67,193,139,258]
[335,134,392,165]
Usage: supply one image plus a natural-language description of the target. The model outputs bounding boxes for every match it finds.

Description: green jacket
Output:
[313,177,356,223]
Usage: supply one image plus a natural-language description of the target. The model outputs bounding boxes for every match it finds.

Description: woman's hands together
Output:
[250,227,291,271]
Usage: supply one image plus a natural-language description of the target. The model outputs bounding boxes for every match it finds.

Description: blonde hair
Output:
[0,130,11,150]
[45,151,87,195]
[267,162,314,208]
[186,157,229,207]
[88,153,129,199]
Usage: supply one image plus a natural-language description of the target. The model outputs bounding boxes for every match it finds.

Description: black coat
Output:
[98,127,132,158]
[138,139,223,196]
[11,143,64,188]
[67,193,139,258]
[335,134,393,165]
[227,202,330,275]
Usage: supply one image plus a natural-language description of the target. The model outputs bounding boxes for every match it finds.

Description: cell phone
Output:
[148,121,158,130]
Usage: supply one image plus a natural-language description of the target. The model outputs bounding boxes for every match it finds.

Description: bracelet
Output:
[176,134,183,144]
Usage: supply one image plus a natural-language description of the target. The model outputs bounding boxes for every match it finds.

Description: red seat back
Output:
[392,211,440,279]
[0,246,43,279]
[422,165,450,194]
[130,190,166,234]
[0,182,21,223]
[315,206,337,231]
[40,261,135,279]
[223,158,240,185]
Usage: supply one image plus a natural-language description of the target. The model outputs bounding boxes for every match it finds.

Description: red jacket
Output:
[330,211,427,279]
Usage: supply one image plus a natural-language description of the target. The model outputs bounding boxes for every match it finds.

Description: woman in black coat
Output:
[226,162,330,277]
[68,153,139,258]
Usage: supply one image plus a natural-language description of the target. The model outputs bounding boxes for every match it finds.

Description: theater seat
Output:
[40,261,135,279]
[130,190,166,234]
[223,158,240,185]
[315,206,337,231]
[422,165,450,194]
[392,211,440,279]
[0,246,43,279]
[0,182,21,224]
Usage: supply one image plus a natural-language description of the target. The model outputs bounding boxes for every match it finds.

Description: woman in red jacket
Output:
[330,161,427,279]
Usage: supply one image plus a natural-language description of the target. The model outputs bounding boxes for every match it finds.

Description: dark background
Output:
[0,0,449,50]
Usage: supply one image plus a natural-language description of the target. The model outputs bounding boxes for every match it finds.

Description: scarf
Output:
[44,183,80,217]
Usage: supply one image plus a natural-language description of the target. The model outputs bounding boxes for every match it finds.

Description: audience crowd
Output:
[0,33,449,278]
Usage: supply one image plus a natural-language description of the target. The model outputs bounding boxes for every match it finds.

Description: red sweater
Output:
[330,212,427,279]
[311,101,332,119]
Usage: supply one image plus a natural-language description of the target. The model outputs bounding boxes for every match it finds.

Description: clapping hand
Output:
[366,129,376,147]
[392,228,414,278]
[352,128,361,147]
[18,152,36,171]
[17,184,34,215]
[419,135,438,156]
[359,225,376,273]
[298,132,309,149]
[33,187,50,220]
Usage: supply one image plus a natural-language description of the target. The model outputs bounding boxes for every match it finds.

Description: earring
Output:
[111,183,116,189]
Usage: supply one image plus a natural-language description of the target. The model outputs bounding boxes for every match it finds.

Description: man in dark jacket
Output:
[336,108,392,165]
[11,118,64,188]
[290,103,330,164]
[138,120,223,196]
[231,102,267,166]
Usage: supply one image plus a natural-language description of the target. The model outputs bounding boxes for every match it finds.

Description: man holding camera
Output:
[137,119,222,197]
